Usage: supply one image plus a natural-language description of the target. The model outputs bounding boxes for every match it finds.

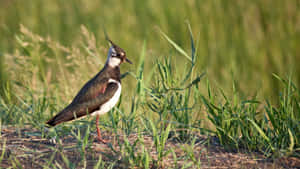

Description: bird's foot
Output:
[97,137,109,144]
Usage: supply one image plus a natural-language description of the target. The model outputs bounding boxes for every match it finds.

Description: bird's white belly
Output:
[92,80,121,116]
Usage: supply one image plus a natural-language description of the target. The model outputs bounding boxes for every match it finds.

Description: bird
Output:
[46,38,132,143]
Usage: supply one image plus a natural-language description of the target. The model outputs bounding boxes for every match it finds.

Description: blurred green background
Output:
[0,0,299,102]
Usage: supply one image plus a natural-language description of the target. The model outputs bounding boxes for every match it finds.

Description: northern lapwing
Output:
[46,39,132,143]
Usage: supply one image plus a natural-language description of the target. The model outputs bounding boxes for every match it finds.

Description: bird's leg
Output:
[96,115,108,143]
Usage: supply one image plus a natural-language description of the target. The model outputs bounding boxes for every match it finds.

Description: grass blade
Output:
[158,29,192,62]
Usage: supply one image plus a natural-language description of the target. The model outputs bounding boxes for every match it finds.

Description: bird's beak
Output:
[125,58,132,64]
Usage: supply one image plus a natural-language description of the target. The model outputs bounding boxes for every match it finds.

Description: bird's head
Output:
[106,39,132,67]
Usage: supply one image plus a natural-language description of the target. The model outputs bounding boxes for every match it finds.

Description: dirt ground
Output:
[0,126,299,169]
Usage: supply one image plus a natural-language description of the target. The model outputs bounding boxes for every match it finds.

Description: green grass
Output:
[1,0,300,100]
[0,25,299,168]
[0,0,300,168]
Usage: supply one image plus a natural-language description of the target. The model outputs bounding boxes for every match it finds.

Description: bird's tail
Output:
[46,112,69,127]
[46,107,79,127]
[46,115,61,127]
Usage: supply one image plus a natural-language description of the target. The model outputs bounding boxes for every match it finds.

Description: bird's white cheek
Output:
[108,57,121,67]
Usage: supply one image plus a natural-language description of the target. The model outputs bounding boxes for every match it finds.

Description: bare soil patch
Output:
[0,126,299,168]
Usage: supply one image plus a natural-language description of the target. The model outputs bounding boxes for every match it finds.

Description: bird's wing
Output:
[46,81,119,126]
[71,77,110,104]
